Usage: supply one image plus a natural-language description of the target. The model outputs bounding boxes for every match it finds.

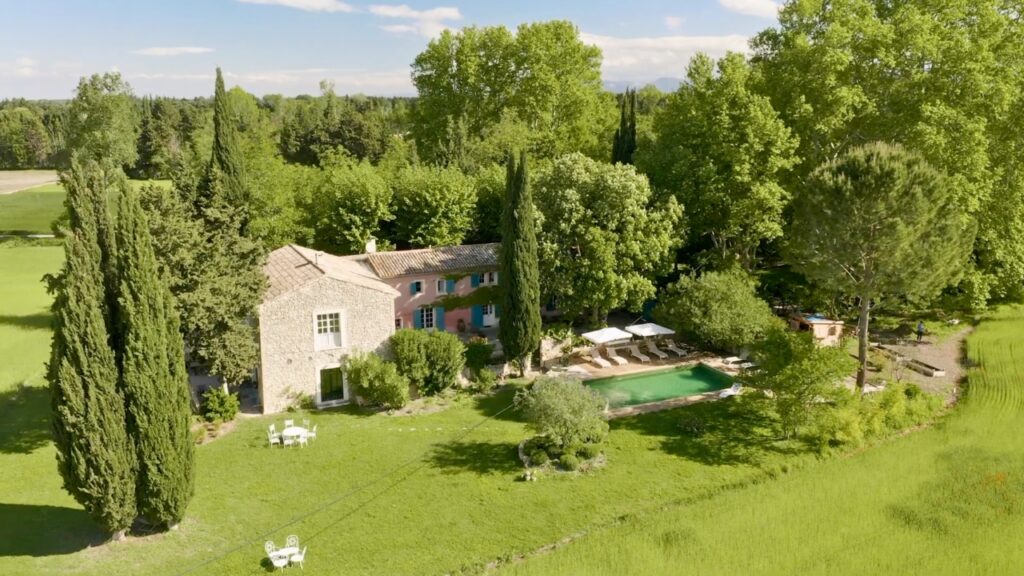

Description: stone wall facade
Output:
[258,276,396,414]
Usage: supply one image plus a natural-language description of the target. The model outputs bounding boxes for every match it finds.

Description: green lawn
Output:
[0,243,806,575]
[0,180,171,234]
[3,241,1021,575]
[503,306,1024,575]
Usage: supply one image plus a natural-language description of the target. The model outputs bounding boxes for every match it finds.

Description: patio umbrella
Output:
[580,327,634,346]
[624,323,675,339]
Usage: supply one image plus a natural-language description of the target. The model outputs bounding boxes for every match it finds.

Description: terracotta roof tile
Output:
[365,243,499,279]
[263,245,398,303]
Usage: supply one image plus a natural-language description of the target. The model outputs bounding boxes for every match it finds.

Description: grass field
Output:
[503,306,1024,575]
[0,242,808,575]
[0,178,171,234]
[2,239,1020,575]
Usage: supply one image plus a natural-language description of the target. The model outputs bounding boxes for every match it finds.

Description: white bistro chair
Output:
[291,546,307,570]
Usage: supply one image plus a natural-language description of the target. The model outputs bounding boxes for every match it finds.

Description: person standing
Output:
[916,320,926,343]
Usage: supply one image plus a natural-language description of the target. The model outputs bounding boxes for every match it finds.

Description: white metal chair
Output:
[284,419,295,428]
[307,425,318,442]
[286,535,299,549]
[268,430,281,448]
[290,546,307,570]
[282,435,296,448]
[646,341,669,360]
[266,542,289,571]
[605,348,629,365]
[265,541,275,556]
[302,418,310,429]
[626,345,650,363]
[297,433,309,448]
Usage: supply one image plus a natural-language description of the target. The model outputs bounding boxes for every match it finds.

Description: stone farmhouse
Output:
[257,242,500,414]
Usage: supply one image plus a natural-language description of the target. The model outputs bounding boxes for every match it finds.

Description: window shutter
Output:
[410,282,417,295]
[435,307,446,331]
[471,305,483,328]
[446,279,456,293]
[494,305,500,318]
[470,274,479,288]
[413,309,423,329]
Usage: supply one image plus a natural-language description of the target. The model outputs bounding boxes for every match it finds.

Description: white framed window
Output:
[316,364,348,406]
[436,279,448,295]
[417,307,435,330]
[314,311,343,350]
[479,271,498,286]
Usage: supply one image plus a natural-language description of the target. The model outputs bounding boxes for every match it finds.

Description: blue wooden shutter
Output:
[446,279,456,293]
[413,308,423,329]
[471,305,483,328]
[470,274,480,288]
[494,304,501,318]
[435,307,446,331]
[410,282,417,295]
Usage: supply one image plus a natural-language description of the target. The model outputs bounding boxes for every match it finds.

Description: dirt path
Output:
[885,326,970,399]
[0,170,58,194]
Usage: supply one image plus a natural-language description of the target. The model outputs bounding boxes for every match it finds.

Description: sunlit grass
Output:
[0,179,170,234]
[504,307,1024,575]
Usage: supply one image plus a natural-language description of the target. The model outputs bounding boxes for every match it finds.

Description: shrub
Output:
[559,453,581,471]
[200,388,239,423]
[464,337,495,376]
[528,449,550,466]
[346,352,410,409]
[515,376,609,449]
[422,331,466,395]
[471,368,498,393]
[678,415,707,437]
[656,268,779,350]
[390,329,430,389]
[578,443,601,460]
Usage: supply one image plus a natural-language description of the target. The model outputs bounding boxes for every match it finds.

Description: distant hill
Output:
[603,77,683,93]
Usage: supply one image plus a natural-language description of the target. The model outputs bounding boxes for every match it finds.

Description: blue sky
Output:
[0,0,781,99]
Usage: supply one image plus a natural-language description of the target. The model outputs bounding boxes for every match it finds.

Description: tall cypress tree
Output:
[115,187,195,527]
[611,89,637,165]
[48,159,137,539]
[207,67,248,227]
[499,151,542,375]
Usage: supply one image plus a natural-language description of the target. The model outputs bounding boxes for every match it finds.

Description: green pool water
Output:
[587,364,733,408]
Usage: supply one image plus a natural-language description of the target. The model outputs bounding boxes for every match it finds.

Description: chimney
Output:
[365,237,377,254]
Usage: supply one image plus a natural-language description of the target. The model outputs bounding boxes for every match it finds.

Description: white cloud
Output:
[14,57,39,77]
[717,0,780,19]
[132,46,214,56]
[581,32,751,80]
[370,4,461,38]
[237,0,354,13]
[664,16,684,30]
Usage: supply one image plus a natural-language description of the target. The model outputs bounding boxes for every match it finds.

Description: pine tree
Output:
[115,187,195,527]
[499,151,542,375]
[48,158,137,539]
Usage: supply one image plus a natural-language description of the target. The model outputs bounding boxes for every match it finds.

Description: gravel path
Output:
[885,326,970,399]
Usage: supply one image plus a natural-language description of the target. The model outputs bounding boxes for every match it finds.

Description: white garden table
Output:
[270,546,299,562]
[281,426,308,442]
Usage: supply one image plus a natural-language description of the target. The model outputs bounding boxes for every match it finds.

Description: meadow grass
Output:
[2,241,1019,576]
[503,306,1024,575]
[0,179,171,234]
[0,243,807,575]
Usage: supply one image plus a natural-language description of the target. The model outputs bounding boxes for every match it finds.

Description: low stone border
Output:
[605,390,725,419]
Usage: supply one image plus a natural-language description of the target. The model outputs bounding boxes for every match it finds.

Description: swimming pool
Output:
[586,364,733,408]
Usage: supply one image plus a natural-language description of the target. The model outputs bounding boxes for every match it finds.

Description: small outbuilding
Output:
[789,313,844,347]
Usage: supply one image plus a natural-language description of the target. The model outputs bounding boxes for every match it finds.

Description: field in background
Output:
[505,307,1024,575]
[0,171,170,234]
[0,170,58,195]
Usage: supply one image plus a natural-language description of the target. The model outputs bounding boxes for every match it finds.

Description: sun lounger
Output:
[663,340,687,357]
[590,355,612,369]
[738,362,757,370]
[718,383,742,399]
[605,347,629,366]
[627,345,650,363]
[646,341,669,360]
[723,356,743,365]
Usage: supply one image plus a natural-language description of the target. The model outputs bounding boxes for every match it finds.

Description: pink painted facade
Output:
[390,270,500,333]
